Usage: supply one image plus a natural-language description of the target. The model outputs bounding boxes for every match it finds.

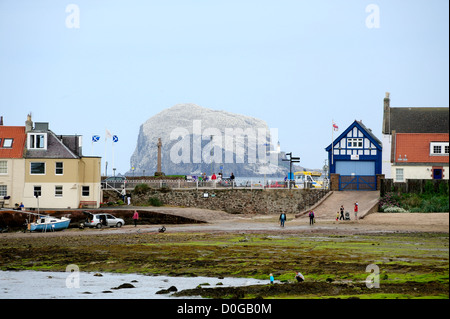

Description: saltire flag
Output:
[332,122,338,131]
[92,135,100,142]
[105,129,112,140]
[113,135,119,142]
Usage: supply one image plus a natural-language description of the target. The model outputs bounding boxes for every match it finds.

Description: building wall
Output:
[381,134,392,178]
[23,157,101,209]
[0,158,25,208]
[391,165,449,182]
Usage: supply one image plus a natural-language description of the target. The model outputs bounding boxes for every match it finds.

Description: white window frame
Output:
[430,142,449,156]
[82,186,90,197]
[395,168,404,182]
[2,138,13,148]
[27,133,47,150]
[347,138,363,149]
[30,162,46,175]
[55,185,63,197]
[0,161,7,174]
[55,162,64,175]
[0,185,7,197]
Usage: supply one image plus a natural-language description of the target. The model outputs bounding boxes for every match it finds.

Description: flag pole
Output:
[331,119,334,166]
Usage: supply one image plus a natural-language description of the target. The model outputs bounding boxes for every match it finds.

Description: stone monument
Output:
[155,138,165,176]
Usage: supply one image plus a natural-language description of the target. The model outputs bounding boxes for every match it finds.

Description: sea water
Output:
[0,270,269,299]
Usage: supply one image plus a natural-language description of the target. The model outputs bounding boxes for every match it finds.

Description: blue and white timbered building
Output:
[325,120,382,191]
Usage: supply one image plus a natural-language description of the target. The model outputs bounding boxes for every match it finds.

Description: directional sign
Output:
[92,135,100,142]
[112,135,119,142]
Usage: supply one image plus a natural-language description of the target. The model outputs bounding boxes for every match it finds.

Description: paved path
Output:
[297,191,380,220]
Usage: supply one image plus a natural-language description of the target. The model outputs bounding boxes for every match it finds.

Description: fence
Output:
[380,178,449,196]
[102,178,328,191]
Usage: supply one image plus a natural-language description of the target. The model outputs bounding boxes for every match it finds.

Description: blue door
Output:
[433,169,443,180]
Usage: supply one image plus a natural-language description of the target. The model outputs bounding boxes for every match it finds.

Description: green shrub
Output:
[424,180,434,194]
[148,197,163,207]
[134,183,150,195]
[438,182,449,195]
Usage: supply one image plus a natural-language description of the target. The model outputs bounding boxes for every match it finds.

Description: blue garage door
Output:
[336,161,375,176]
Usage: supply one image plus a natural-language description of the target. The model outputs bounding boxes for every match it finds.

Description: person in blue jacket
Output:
[279,213,286,227]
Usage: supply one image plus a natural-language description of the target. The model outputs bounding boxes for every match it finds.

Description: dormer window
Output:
[28,133,47,150]
[430,142,449,156]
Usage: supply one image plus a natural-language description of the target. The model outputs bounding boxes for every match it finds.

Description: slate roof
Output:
[25,130,80,159]
[385,107,449,134]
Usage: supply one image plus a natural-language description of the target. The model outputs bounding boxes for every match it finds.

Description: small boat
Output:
[0,208,71,232]
[28,215,71,232]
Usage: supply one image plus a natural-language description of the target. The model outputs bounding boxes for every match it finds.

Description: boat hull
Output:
[29,219,70,232]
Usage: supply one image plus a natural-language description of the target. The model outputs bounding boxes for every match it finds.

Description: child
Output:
[336,211,340,221]
[269,273,274,284]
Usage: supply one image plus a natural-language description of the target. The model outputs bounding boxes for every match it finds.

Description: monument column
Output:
[156,138,164,176]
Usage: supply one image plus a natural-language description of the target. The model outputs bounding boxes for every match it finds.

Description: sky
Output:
[0,0,448,175]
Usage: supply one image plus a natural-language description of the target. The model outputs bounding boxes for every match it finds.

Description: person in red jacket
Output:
[132,210,139,227]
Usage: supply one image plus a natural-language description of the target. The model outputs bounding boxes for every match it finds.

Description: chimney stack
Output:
[382,92,391,134]
[0,116,3,126]
[25,113,33,132]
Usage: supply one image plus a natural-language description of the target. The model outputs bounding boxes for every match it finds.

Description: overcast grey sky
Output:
[1,0,448,175]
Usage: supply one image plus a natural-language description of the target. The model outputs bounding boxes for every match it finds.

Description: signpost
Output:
[282,152,300,189]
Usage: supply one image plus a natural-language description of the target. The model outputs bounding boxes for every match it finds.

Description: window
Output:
[55,162,63,175]
[28,133,47,150]
[347,138,363,148]
[430,142,449,156]
[395,168,404,182]
[33,186,42,197]
[2,138,13,148]
[82,186,90,196]
[30,162,46,175]
[55,185,63,197]
[0,161,7,174]
[0,185,7,197]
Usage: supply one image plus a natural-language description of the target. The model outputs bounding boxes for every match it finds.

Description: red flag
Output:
[332,123,338,131]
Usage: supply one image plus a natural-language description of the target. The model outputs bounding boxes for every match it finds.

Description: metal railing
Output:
[101,178,329,190]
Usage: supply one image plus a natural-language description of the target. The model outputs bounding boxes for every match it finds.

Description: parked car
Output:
[102,176,126,189]
[268,181,286,188]
[81,212,125,229]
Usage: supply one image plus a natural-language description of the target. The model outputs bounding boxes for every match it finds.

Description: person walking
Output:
[127,192,131,206]
[132,210,139,227]
[336,211,340,221]
[230,172,235,188]
[279,212,286,227]
[339,205,345,220]
[269,273,274,284]
[309,210,315,225]
[354,202,359,220]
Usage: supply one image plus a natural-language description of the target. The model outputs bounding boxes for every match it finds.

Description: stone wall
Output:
[116,188,330,215]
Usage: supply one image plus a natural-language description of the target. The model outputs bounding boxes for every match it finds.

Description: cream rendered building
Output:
[1,115,102,209]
